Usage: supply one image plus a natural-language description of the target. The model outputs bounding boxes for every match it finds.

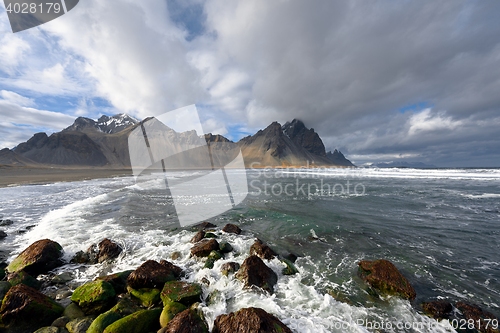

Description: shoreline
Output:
[0,166,133,188]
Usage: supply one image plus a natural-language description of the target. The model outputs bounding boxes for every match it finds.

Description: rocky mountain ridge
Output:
[2,115,354,168]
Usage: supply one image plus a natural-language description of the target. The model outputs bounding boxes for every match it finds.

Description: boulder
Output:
[213,307,292,333]
[33,327,62,333]
[102,308,162,333]
[70,280,116,315]
[97,239,123,263]
[65,317,94,333]
[220,262,240,276]
[190,231,205,243]
[164,309,208,333]
[6,239,63,276]
[159,302,187,327]
[219,241,233,253]
[126,260,178,289]
[96,270,133,294]
[421,300,453,320]
[86,310,122,333]
[204,232,218,239]
[63,303,85,319]
[0,281,11,301]
[159,260,183,278]
[249,239,277,260]
[0,230,6,239]
[192,222,216,230]
[160,281,202,306]
[127,287,161,307]
[236,255,278,293]
[190,239,219,257]
[357,259,416,300]
[204,250,223,269]
[0,219,13,226]
[455,302,499,333]
[109,294,142,316]
[0,284,64,333]
[222,223,241,235]
[52,316,71,327]
[7,270,42,289]
[281,258,299,275]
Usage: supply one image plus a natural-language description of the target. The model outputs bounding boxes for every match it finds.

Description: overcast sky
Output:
[1,0,499,167]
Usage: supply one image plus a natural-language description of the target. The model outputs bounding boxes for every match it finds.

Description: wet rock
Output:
[192,222,216,230]
[213,307,292,333]
[222,223,241,235]
[33,327,62,333]
[164,309,209,333]
[219,241,233,253]
[6,239,64,276]
[97,238,123,263]
[102,308,162,333]
[0,219,13,226]
[236,255,278,294]
[160,281,202,306]
[70,251,90,264]
[96,270,133,294]
[87,309,122,333]
[455,302,499,333]
[0,284,64,333]
[109,294,142,316]
[170,251,181,260]
[281,258,299,275]
[0,230,6,239]
[421,300,453,320]
[204,232,218,239]
[63,303,85,319]
[0,281,12,301]
[249,239,277,260]
[159,259,183,278]
[220,262,240,276]
[52,316,71,327]
[204,250,223,269]
[65,316,94,333]
[190,231,205,243]
[7,270,42,289]
[127,260,177,289]
[70,280,116,315]
[127,287,161,307]
[190,239,220,257]
[159,302,187,327]
[357,259,416,301]
[51,272,74,285]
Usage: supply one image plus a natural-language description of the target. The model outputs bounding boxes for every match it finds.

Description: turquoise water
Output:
[0,168,499,332]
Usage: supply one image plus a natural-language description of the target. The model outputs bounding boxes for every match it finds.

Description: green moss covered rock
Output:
[86,310,122,333]
[70,280,116,314]
[0,284,64,332]
[7,270,42,289]
[65,316,94,333]
[159,302,187,327]
[160,281,202,306]
[0,281,11,301]
[127,287,160,307]
[357,259,416,300]
[102,308,162,333]
[6,239,63,276]
[281,259,299,275]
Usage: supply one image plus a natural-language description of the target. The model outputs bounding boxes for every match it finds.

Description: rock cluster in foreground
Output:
[0,222,498,333]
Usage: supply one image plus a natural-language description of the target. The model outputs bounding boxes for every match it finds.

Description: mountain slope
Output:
[238,121,334,167]
[0,148,38,166]
[9,114,354,168]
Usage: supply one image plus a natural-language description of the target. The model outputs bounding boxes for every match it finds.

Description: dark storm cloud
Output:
[203,0,500,165]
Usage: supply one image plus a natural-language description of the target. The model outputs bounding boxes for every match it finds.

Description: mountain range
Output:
[1,114,354,168]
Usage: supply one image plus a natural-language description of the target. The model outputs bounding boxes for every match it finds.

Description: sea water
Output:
[0,168,499,332]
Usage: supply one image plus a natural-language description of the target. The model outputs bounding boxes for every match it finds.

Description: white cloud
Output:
[408,109,463,136]
[0,90,35,107]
